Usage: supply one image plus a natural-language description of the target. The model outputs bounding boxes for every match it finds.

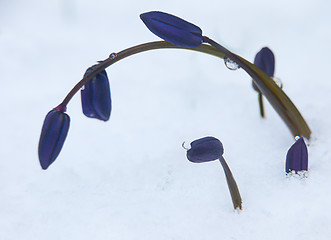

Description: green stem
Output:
[258,93,265,118]
[60,39,311,139]
[60,41,225,107]
[219,156,242,210]
[202,36,311,139]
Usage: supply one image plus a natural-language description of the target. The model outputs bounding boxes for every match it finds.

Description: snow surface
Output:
[1,0,331,239]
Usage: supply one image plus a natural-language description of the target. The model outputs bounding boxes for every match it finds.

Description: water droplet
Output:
[81,85,85,90]
[109,52,117,59]
[224,57,240,70]
[294,136,301,141]
[286,170,308,179]
[272,77,283,88]
[181,141,190,150]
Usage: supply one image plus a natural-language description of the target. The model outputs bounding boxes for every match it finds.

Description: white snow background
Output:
[1,0,330,239]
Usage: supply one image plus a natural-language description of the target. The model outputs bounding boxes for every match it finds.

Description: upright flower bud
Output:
[285,137,308,173]
[81,65,112,121]
[140,11,203,48]
[187,136,223,163]
[252,47,275,92]
[251,47,275,118]
[254,47,275,76]
[38,105,70,170]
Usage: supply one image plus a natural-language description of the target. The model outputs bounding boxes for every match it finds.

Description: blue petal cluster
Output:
[254,47,275,76]
[186,137,224,163]
[140,11,203,48]
[81,66,112,121]
[285,137,308,173]
[252,47,275,92]
[38,108,70,170]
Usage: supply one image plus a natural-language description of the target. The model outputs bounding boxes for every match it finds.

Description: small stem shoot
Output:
[219,156,242,210]
[258,93,265,118]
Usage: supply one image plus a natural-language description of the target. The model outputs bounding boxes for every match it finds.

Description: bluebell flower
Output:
[81,65,112,121]
[38,105,70,170]
[186,136,223,163]
[286,137,308,173]
[140,11,203,48]
[254,47,275,76]
[252,47,275,92]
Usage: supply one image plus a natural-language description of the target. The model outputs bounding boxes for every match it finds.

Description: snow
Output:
[1,0,331,239]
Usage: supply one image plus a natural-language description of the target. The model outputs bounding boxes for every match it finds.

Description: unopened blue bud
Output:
[38,107,70,170]
[187,137,224,163]
[252,47,275,92]
[81,65,112,121]
[285,137,308,173]
[254,47,275,76]
[140,11,203,48]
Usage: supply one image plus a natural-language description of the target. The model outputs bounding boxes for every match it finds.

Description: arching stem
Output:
[60,39,311,139]
[60,41,225,107]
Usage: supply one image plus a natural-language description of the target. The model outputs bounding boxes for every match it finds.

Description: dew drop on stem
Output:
[224,57,240,70]
[109,52,117,59]
[272,77,283,89]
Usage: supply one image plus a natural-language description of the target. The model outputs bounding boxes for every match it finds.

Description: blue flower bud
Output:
[140,11,203,48]
[81,65,112,121]
[38,106,70,170]
[187,136,224,163]
[185,137,242,210]
[285,137,308,173]
[252,47,275,92]
[254,47,275,76]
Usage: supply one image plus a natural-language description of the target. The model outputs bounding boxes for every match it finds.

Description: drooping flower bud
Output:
[252,47,275,92]
[186,136,223,163]
[81,65,112,121]
[38,105,70,170]
[140,11,203,48]
[285,137,308,173]
[184,137,242,210]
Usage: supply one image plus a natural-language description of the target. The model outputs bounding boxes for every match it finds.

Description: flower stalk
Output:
[60,39,310,139]
[201,36,311,139]
[185,136,242,210]
[219,156,242,210]
[60,41,226,107]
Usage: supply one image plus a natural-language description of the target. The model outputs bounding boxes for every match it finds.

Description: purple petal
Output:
[285,137,308,173]
[140,11,203,48]
[187,137,224,163]
[38,109,70,170]
[254,47,275,77]
[81,66,112,121]
[252,47,275,92]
